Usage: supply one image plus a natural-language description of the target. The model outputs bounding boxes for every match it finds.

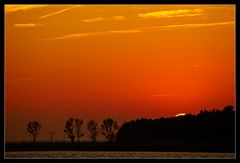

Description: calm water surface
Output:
[5,151,235,159]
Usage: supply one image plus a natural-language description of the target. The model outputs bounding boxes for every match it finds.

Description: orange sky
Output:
[5,5,235,142]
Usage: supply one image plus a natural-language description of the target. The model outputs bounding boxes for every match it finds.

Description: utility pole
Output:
[48,132,56,143]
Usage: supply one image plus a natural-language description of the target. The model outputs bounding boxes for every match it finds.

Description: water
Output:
[5,151,235,159]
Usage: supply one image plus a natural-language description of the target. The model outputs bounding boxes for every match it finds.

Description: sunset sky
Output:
[5,5,235,142]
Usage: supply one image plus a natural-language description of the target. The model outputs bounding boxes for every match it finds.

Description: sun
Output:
[175,113,186,117]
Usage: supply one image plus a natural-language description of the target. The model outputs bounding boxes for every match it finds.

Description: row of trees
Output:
[65,118,119,143]
[26,118,119,143]
[26,105,235,143]
[116,105,235,142]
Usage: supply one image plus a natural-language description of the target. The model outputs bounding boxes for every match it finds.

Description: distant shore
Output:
[5,141,235,153]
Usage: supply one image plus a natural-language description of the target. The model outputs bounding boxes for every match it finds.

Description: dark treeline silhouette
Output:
[64,118,75,143]
[63,118,119,143]
[10,105,234,152]
[101,118,119,142]
[87,120,99,143]
[116,105,235,144]
[75,118,84,143]
[25,106,234,144]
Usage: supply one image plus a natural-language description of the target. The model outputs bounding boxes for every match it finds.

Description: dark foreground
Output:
[5,141,235,153]
[5,151,235,159]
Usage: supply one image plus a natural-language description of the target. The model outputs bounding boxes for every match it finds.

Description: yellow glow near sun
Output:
[175,113,186,117]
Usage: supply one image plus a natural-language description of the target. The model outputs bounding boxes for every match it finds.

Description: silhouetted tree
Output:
[75,118,84,143]
[64,118,75,143]
[101,118,118,142]
[223,105,234,113]
[26,121,41,143]
[87,120,99,142]
[116,105,235,145]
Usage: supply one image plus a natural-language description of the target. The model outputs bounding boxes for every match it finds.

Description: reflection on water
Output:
[5,151,235,159]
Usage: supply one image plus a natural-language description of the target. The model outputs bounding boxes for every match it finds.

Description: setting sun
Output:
[175,113,186,117]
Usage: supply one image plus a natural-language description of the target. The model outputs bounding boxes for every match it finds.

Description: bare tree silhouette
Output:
[75,118,84,143]
[26,121,41,143]
[64,118,75,143]
[87,120,99,142]
[101,118,118,142]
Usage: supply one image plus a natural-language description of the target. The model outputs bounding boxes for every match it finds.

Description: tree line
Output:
[116,105,235,143]
[26,118,118,143]
[26,105,235,143]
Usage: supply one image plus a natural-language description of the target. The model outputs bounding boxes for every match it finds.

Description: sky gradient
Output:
[5,5,235,142]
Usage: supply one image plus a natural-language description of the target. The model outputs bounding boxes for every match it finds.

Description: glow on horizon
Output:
[175,113,186,117]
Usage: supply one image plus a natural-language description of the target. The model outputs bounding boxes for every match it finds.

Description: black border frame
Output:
[1,0,239,160]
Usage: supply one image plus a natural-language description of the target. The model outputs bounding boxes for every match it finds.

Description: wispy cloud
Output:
[112,16,125,21]
[5,5,47,13]
[39,6,78,19]
[82,17,105,23]
[110,30,140,34]
[137,21,234,32]
[82,16,124,22]
[43,21,234,40]
[138,9,205,18]
[14,23,42,28]
[43,29,140,40]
